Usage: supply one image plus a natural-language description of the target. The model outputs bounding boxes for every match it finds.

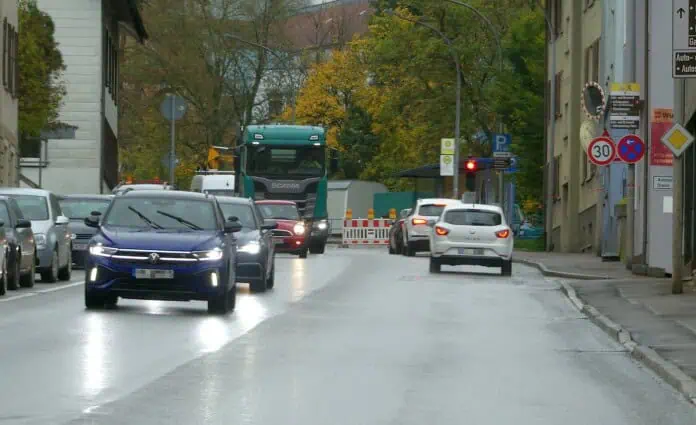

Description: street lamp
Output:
[386,9,463,200]
[223,34,299,123]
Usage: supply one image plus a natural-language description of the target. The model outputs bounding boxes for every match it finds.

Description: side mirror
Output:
[261,219,277,230]
[15,219,31,229]
[55,216,69,226]
[224,220,243,233]
[227,216,239,222]
[84,215,100,228]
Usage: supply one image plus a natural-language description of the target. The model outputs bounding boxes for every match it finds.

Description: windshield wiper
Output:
[128,206,163,229]
[156,210,203,230]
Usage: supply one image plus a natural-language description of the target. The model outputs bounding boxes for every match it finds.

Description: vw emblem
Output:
[148,253,160,264]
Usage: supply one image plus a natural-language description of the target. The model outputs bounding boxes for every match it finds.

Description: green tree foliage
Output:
[18,0,66,138]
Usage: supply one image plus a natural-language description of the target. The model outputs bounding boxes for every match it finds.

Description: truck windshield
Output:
[246,145,325,177]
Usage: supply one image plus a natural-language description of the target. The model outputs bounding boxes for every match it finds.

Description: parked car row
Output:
[388,198,514,276]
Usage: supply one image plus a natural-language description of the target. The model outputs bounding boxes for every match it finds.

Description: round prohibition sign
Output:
[587,137,616,166]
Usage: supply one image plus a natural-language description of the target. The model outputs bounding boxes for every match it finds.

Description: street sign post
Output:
[661,123,695,157]
[587,136,616,166]
[492,133,512,158]
[616,134,646,164]
[672,0,696,78]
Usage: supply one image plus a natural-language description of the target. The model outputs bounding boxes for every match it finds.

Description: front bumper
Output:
[36,248,53,269]
[272,234,307,253]
[235,251,264,282]
[84,255,229,302]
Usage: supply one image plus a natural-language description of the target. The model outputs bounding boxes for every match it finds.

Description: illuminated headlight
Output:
[34,234,47,249]
[293,223,306,235]
[70,233,77,240]
[89,244,118,257]
[238,242,260,255]
[316,220,328,230]
[194,247,224,261]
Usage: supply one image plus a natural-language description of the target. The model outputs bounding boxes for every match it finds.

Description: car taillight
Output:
[496,229,510,238]
[412,218,427,225]
[435,226,449,236]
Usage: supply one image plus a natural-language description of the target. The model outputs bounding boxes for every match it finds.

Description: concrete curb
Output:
[559,281,696,406]
[513,258,611,280]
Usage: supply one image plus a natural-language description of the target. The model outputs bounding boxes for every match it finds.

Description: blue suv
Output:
[83,190,243,314]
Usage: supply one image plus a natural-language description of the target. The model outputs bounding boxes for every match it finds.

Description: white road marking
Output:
[0,278,84,303]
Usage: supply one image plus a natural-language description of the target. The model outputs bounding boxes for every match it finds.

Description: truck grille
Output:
[255,180,318,217]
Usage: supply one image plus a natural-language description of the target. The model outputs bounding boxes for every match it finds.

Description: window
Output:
[257,203,300,220]
[553,157,560,200]
[104,198,218,230]
[554,72,562,120]
[3,18,17,97]
[553,0,562,38]
[7,195,49,221]
[103,28,118,101]
[246,145,325,177]
[417,204,446,217]
[0,202,11,226]
[591,39,600,82]
[59,198,112,219]
[218,203,257,229]
[444,209,502,226]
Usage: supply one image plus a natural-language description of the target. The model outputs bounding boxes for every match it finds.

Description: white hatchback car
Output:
[402,198,462,256]
[428,203,513,276]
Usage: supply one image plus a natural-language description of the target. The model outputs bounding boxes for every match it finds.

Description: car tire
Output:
[249,266,267,293]
[208,289,230,315]
[20,256,35,288]
[388,238,395,254]
[310,243,325,254]
[266,263,275,290]
[299,248,308,259]
[0,253,7,296]
[58,249,72,281]
[104,294,118,308]
[8,249,19,290]
[429,258,441,273]
[405,243,415,257]
[41,250,59,283]
[85,293,104,309]
[501,259,512,276]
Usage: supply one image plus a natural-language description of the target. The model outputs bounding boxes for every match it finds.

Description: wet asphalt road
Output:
[0,248,695,425]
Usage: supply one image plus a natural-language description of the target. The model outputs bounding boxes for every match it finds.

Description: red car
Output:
[256,200,309,258]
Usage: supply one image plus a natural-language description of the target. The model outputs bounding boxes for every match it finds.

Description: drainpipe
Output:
[98,16,106,194]
[641,0,650,264]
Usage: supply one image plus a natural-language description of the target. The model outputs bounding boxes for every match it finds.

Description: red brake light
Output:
[412,218,427,225]
[496,229,510,238]
[435,226,449,236]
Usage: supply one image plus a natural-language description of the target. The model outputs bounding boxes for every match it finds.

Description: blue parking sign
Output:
[493,133,512,154]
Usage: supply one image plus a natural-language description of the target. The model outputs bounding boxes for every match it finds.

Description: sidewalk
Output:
[515,251,696,404]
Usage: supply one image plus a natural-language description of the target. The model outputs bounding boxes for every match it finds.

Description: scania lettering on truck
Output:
[235,125,337,254]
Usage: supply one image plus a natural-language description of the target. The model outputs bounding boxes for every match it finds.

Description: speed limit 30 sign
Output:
[587,136,616,166]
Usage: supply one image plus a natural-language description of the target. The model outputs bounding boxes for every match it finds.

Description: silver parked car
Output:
[58,194,113,268]
[0,188,72,282]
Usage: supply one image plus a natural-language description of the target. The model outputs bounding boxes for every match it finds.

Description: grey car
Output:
[0,188,72,282]
[58,194,113,268]
[0,196,36,290]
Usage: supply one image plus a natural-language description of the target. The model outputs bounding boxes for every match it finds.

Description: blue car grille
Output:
[110,249,198,265]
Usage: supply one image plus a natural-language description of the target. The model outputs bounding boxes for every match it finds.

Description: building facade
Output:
[20,0,146,194]
[546,0,602,252]
[0,0,17,187]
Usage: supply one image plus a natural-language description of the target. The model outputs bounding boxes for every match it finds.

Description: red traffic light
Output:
[465,159,477,171]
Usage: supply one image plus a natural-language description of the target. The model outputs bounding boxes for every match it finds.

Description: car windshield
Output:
[418,204,446,217]
[0,202,10,226]
[258,204,300,220]
[246,145,325,177]
[103,197,217,231]
[59,199,111,219]
[218,203,256,229]
[445,209,502,226]
[6,195,49,221]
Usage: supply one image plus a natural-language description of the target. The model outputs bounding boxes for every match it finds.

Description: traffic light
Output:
[464,157,476,192]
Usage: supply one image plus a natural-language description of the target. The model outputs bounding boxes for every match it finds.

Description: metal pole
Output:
[626,0,637,269]
[38,139,44,188]
[169,95,176,185]
[672,78,685,294]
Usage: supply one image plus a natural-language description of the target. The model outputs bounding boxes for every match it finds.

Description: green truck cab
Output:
[235,125,337,254]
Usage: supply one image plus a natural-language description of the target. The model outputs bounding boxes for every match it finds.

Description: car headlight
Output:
[89,243,118,257]
[70,233,77,240]
[34,233,47,249]
[238,242,260,255]
[194,247,224,261]
[293,223,306,235]
[316,220,328,230]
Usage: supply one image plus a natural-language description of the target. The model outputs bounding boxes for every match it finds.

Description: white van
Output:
[190,172,236,197]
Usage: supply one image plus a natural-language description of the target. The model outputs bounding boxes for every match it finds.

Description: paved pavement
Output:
[515,250,696,402]
[1,249,695,424]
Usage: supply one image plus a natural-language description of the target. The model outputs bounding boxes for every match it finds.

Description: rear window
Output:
[444,209,502,226]
[418,204,445,217]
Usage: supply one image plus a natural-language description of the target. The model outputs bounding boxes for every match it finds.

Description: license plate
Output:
[73,243,87,251]
[133,269,174,279]
[459,248,484,256]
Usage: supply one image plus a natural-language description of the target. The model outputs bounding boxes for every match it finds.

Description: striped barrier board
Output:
[342,219,391,245]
